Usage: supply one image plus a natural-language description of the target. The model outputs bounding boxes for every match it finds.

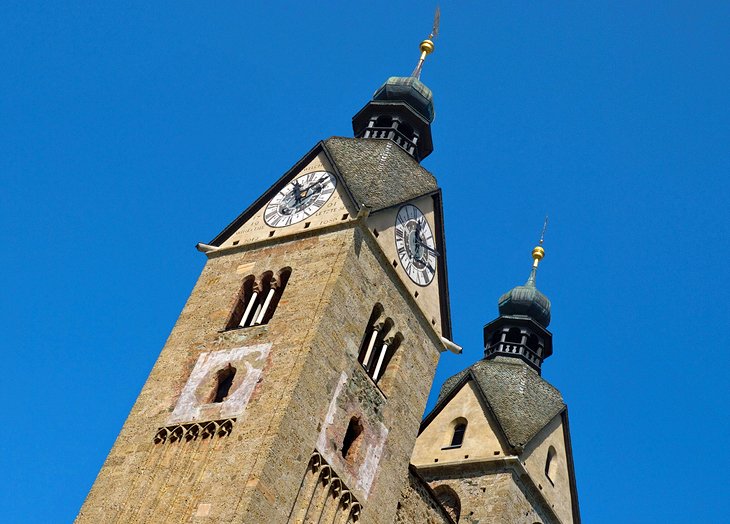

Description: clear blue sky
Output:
[2,2,729,522]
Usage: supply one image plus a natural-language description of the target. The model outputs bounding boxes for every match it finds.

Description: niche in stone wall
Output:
[433,485,461,523]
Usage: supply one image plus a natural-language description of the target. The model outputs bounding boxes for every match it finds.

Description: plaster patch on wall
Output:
[316,371,388,500]
[168,343,271,424]
[316,372,348,451]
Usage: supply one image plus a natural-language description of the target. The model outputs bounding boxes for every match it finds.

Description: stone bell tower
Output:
[76,27,459,524]
[410,242,581,523]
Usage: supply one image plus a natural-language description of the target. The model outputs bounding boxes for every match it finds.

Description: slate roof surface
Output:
[323,137,438,211]
[435,357,565,451]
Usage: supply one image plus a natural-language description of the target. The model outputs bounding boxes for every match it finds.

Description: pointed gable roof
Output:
[210,137,439,246]
[428,357,565,452]
[322,137,438,211]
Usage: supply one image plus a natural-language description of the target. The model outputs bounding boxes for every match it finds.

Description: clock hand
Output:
[299,175,330,195]
[415,239,441,257]
[291,181,303,205]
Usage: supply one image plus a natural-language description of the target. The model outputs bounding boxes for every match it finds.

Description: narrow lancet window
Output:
[545,446,558,485]
[450,419,467,447]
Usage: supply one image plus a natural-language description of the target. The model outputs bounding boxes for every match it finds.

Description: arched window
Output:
[526,333,540,352]
[371,332,402,383]
[506,327,522,343]
[357,305,401,385]
[450,419,467,447]
[433,485,461,522]
[358,304,384,368]
[212,365,236,403]
[545,445,558,485]
[398,121,416,142]
[490,330,502,347]
[225,267,292,329]
[374,115,393,128]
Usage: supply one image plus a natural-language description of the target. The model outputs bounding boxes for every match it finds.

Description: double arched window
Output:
[225,267,292,329]
[357,304,402,384]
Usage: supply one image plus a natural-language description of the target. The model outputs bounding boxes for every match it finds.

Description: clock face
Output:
[264,171,337,228]
[394,204,437,286]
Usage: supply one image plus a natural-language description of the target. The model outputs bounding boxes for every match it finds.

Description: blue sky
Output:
[2,2,729,522]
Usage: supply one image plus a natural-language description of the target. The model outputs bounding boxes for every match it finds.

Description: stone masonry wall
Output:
[394,469,453,524]
[420,464,556,524]
[244,226,444,523]
[77,223,444,524]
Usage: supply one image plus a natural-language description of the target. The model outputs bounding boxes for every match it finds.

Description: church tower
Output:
[410,242,581,523]
[76,28,458,524]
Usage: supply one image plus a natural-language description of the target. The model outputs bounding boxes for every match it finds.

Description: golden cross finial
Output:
[411,6,440,79]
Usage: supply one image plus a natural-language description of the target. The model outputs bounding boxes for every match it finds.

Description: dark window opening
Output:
[398,121,416,142]
[374,115,393,128]
[527,333,540,352]
[212,365,236,403]
[341,417,364,460]
[506,327,522,343]
[490,330,502,347]
[451,422,467,447]
[545,446,557,485]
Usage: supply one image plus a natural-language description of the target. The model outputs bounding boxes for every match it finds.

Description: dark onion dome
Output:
[373,76,435,123]
[498,246,551,327]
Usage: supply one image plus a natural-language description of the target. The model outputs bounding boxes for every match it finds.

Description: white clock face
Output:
[264,171,337,228]
[395,204,437,286]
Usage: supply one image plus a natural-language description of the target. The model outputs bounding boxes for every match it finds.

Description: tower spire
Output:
[411,6,440,79]
[527,215,548,286]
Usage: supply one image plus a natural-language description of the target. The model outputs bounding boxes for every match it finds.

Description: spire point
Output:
[411,7,440,79]
[527,216,548,285]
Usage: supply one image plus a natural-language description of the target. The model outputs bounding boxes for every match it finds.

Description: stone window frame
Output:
[441,417,468,450]
[356,303,403,387]
[224,267,292,330]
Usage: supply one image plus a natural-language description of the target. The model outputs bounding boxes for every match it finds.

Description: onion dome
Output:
[351,36,438,162]
[498,246,551,327]
[373,76,435,123]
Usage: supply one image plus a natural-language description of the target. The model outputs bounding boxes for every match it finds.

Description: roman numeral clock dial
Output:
[394,204,438,286]
[263,171,337,227]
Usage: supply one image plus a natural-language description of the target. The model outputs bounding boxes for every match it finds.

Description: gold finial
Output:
[532,215,548,268]
[411,6,440,79]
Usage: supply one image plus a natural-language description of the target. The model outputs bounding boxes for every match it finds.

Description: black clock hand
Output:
[299,175,330,195]
[414,236,441,257]
[291,181,303,205]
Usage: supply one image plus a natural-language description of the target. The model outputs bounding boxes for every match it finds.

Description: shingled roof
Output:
[323,137,438,211]
[432,357,565,452]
